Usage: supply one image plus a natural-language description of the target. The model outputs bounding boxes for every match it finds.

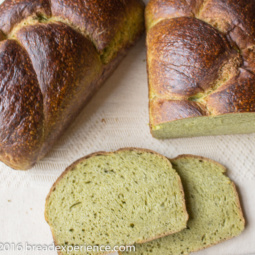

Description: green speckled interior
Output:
[152,112,255,139]
[45,150,188,255]
[127,156,245,255]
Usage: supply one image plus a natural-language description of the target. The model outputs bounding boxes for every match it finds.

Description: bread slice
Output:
[124,155,245,255]
[45,148,188,255]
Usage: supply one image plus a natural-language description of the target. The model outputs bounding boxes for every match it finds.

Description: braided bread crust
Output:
[147,0,255,138]
[0,0,144,169]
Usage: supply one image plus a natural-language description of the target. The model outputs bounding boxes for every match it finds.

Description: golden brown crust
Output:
[0,0,145,170]
[45,148,189,254]
[16,22,102,137]
[0,0,51,35]
[206,68,255,115]
[199,0,255,49]
[147,0,255,134]
[242,46,255,73]
[0,39,44,170]
[145,0,194,29]
[38,44,139,170]
[150,99,207,125]
[1,42,130,170]
[147,17,237,99]
[51,0,145,52]
[0,30,5,40]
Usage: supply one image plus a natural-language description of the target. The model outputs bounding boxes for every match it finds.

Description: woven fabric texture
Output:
[0,0,254,254]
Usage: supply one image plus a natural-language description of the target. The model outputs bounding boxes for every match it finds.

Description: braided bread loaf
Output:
[0,0,144,170]
[147,0,255,139]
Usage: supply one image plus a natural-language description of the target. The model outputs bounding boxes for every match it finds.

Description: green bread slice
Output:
[124,155,245,255]
[45,148,188,255]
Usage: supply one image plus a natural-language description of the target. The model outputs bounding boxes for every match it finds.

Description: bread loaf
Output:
[146,0,255,139]
[0,0,144,170]
[123,155,245,255]
[45,148,188,255]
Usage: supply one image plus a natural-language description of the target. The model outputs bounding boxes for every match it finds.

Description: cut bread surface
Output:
[45,149,188,255]
[124,155,245,255]
[151,112,255,139]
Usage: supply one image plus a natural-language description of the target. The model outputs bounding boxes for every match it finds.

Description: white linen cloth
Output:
[0,0,254,254]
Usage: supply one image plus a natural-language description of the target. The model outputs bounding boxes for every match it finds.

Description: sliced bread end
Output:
[124,154,245,255]
[45,148,189,255]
